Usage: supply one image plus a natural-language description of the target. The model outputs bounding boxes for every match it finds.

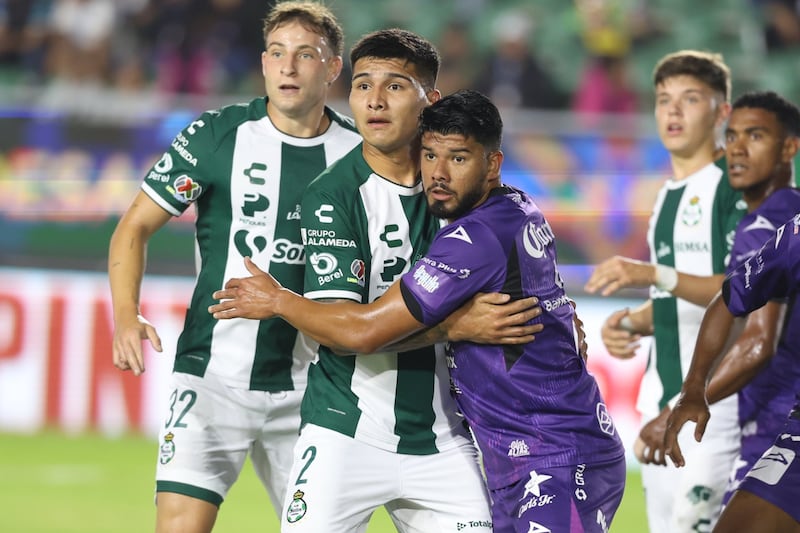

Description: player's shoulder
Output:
[306,144,367,193]
[326,107,358,134]
[178,97,265,148]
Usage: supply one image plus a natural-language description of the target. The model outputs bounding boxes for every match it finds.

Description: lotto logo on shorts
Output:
[286,490,308,523]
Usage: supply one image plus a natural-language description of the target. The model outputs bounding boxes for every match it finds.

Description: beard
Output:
[427,185,485,220]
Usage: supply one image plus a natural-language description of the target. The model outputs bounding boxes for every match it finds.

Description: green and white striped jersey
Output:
[141,97,361,391]
[638,159,746,417]
[299,147,467,455]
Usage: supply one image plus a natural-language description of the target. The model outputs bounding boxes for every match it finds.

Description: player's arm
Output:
[585,255,725,307]
[211,257,423,353]
[382,292,543,351]
[108,191,171,375]
[705,301,782,403]
[663,292,738,466]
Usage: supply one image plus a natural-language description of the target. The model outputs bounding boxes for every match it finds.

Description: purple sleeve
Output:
[723,219,800,315]
[400,222,505,326]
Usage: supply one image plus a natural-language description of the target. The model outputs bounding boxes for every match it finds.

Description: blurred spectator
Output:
[45,0,116,84]
[572,0,639,118]
[473,9,567,109]
[0,0,52,82]
[753,0,800,49]
[436,20,478,97]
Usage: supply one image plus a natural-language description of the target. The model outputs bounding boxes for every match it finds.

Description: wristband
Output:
[654,264,678,292]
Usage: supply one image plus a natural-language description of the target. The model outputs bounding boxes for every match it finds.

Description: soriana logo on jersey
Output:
[170,175,202,204]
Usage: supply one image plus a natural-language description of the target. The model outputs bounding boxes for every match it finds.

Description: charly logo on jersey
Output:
[522,220,555,259]
[286,490,308,523]
[681,195,702,226]
[380,224,403,248]
[596,403,615,435]
[169,175,202,204]
[348,259,366,286]
[159,432,176,464]
[314,204,334,223]
[508,439,530,457]
[244,162,268,185]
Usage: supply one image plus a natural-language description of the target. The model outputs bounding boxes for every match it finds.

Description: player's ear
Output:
[326,55,343,85]
[427,89,441,105]
[781,135,800,163]
[487,150,503,181]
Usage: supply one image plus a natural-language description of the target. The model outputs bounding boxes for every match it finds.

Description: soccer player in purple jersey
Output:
[210,90,626,532]
[638,92,800,506]
[664,211,800,532]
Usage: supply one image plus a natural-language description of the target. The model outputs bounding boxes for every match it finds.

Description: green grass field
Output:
[0,431,647,532]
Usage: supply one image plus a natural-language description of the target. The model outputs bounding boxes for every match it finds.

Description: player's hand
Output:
[600,309,641,359]
[112,313,162,376]
[209,257,284,320]
[636,407,671,466]
[584,255,655,296]
[664,387,710,468]
[445,293,542,344]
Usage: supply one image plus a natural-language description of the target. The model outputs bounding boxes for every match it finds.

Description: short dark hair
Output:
[349,28,440,90]
[653,50,731,101]
[732,91,800,137]
[419,90,502,151]
[262,1,344,57]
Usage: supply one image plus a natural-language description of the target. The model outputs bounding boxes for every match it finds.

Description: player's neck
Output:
[266,101,330,138]
[361,143,420,187]
[669,145,722,181]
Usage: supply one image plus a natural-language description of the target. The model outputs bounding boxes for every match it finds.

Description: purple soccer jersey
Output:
[725,189,800,498]
[400,186,625,491]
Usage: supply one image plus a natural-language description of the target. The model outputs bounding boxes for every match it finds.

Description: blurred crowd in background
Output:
[1,0,799,121]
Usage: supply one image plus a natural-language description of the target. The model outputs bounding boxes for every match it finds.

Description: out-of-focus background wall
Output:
[1,0,799,506]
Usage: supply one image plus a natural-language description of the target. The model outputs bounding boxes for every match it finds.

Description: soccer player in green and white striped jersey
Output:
[276,29,495,533]
[108,3,361,532]
[585,51,747,533]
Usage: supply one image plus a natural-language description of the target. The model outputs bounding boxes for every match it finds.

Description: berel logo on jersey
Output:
[314,204,334,223]
[170,175,202,204]
[309,252,338,275]
[154,153,173,173]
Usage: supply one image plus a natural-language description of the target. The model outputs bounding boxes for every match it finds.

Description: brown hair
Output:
[653,50,731,101]
[262,1,344,57]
